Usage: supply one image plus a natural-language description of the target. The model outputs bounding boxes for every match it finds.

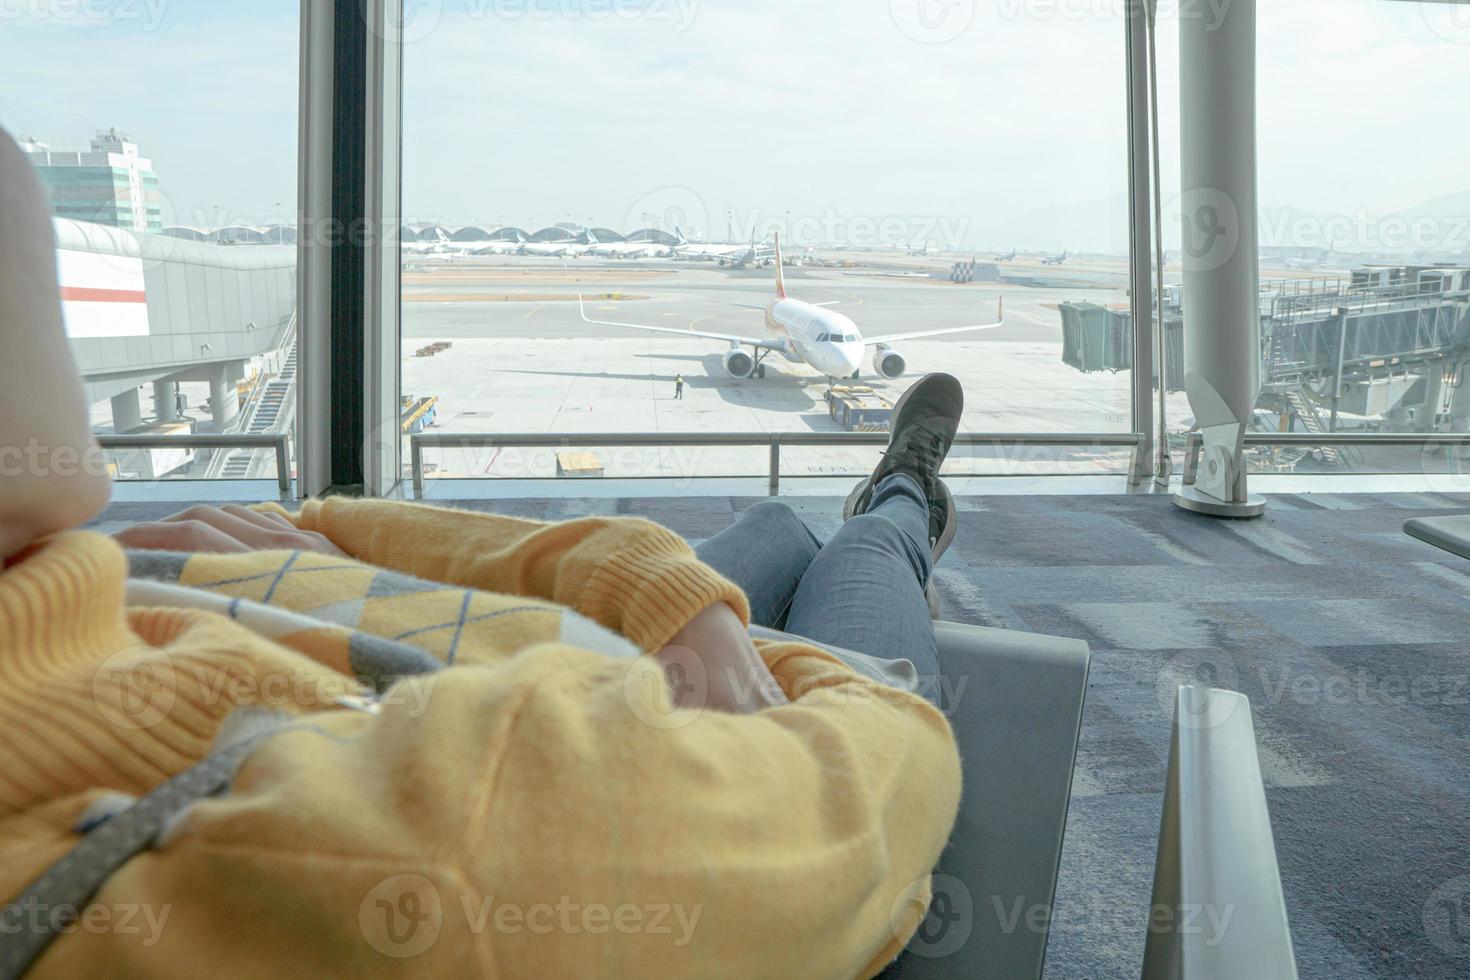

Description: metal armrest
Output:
[1143,687,1298,979]
[1404,515,1470,560]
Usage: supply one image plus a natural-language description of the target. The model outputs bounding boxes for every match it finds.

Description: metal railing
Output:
[97,433,293,493]
[410,431,1147,497]
[1182,430,1470,484]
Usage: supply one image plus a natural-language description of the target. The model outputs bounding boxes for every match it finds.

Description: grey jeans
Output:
[694,473,940,704]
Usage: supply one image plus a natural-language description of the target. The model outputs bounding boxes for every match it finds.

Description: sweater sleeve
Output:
[48,644,962,979]
[259,497,750,652]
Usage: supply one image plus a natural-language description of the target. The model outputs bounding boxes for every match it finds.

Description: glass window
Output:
[1157,0,1470,480]
[0,1,300,483]
[403,1,1131,488]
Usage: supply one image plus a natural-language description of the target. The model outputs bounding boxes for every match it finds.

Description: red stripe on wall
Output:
[60,286,147,304]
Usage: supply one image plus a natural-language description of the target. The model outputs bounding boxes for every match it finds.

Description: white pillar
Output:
[1174,0,1266,519]
[209,366,239,432]
[110,387,142,434]
[153,380,180,423]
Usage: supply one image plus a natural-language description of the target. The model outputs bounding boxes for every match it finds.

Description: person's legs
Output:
[694,500,822,630]
[783,472,940,703]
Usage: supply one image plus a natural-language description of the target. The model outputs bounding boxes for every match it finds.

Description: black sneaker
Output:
[844,374,963,616]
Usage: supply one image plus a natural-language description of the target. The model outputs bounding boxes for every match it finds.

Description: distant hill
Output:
[963,188,1470,260]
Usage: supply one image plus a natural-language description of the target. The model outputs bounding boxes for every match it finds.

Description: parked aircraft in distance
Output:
[1042,250,1069,265]
[994,247,1017,261]
[1284,249,1338,271]
[579,233,1004,382]
[474,231,527,255]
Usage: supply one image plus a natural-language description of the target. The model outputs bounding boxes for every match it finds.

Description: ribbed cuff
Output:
[0,531,132,667]
[580,533,751,652]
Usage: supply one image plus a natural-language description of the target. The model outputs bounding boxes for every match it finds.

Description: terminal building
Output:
[19,128,163,233]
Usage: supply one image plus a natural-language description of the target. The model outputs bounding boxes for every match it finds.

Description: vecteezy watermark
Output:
[899,0,1237,39]
[416,445,714,487]
[358,875,703,959]
[1421,0,1470,45]
[0,439,111,479]
[1256,665,1469,709]
[1420,436,1470,496]
[478,0,700,31]
[1423,874,1470,958]
[376,0,701,43]
[93,646,178,732]
[994,894,1235,946]
[0,0,170,30]
[890,0,976,44]
[1171,187,1242,274]
[1156,650,1242,730]
[623,186,710,244]
[1259,207,1470,255]
[0,897,172,947]
[891,874,974,959]
[92,651,440,731]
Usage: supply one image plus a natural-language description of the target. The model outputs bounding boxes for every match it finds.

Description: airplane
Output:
[994,247,1016,262]
[1284,249,1336,271]
[588,234,673,259]
[1042,249,1068,266]
[673,227,761,262]
[521,231,599,258]
[472,231,527,255]
[403,228,467,256]
[578,232,1004,382]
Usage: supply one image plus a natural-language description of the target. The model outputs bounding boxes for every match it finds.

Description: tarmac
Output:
[401,254,1189,483]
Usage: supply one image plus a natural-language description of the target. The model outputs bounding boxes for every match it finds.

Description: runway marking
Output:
[523,304,544,320]
[662,312,680,317]
[688,314,718,331]
[843,292,865,306]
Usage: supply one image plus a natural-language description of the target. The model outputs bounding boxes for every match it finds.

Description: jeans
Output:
[694,473,940,704]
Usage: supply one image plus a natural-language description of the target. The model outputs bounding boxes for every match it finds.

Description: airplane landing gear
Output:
[751,346,774,379]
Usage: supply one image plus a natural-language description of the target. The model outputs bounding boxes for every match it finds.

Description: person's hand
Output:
[655,603,788,714]
[113,504,347,557]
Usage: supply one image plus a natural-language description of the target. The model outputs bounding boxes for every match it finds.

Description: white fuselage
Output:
[763,297,865,378]
[520,242,575,257]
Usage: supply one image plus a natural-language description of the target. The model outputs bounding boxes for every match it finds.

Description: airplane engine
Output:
[873,346,907,380]
[722,348,756,379]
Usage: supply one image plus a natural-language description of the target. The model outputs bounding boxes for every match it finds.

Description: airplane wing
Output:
[865,298,1005,346]
[578,295,783,349]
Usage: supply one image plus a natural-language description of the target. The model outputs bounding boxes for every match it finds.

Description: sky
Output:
[0,0,1465,253]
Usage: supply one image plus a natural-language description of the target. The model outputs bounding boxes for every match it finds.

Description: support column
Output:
[209,365,239,432]
[1173,0,1266,519]
[110,387,142,434]
[153,380,180,423]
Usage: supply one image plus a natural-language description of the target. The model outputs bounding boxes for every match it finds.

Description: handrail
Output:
[98,434,293,493]
[1181,430,1470,484]
[411,431,1147,498]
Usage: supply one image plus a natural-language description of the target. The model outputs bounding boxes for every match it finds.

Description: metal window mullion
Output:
[1125,0,1157,483]
[296,0,336,498]
[363,0,405,496]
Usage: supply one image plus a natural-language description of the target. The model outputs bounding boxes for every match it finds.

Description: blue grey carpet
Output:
[92,491,1470,978]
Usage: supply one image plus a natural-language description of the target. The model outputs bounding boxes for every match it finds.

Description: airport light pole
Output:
[1173,0,1266,519]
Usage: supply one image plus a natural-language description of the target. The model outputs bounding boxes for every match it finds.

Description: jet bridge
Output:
[1060,266,1470,468]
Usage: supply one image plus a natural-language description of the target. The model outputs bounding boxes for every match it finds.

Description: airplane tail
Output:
[774,231,787,299]
[674,226,689,246]
[586,228,599,245]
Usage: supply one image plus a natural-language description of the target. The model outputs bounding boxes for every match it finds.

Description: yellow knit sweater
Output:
[0,499,962,979]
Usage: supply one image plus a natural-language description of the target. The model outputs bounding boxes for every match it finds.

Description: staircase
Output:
[1284,388,1357,468]
[213,335,298,480]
